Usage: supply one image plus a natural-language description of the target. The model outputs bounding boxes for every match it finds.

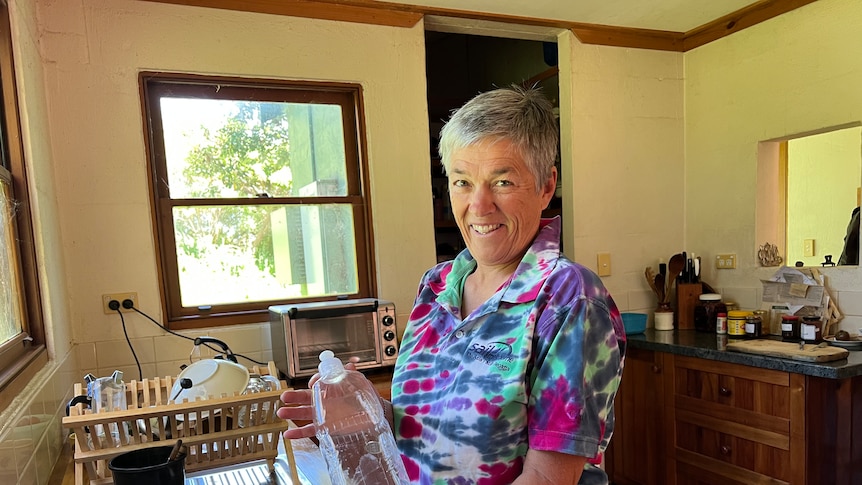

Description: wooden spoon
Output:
[655,273,666,304]
[666,253,686,296]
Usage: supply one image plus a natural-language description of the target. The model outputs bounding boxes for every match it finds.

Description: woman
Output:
[279,86,626,485]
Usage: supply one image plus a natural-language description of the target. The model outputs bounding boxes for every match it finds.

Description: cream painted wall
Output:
[35,0,435,347]
[561,32,685,316]
[685,0,862,330]
[10,0,72,360]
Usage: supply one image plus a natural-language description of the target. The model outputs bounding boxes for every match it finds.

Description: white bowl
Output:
[169,359,249,404]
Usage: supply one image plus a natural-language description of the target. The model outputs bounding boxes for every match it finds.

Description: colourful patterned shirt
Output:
[390,217,626,485]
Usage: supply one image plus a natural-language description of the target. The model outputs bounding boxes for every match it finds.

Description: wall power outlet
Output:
[102,292,138,314]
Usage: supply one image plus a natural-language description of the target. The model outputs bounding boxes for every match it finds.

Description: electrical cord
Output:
[121,299,268,366]
[114,307,143,382]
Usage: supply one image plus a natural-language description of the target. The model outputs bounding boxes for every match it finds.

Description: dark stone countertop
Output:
[627,329,862,380]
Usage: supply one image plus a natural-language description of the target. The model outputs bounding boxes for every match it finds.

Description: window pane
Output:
[174,204,359,307]
[0,178,23,345]
[160,98,348,199]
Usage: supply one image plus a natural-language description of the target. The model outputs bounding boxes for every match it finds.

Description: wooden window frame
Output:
[0,0,47,411]
[140,72,376,329]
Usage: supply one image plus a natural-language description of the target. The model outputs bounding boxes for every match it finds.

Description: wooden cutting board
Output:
[726,339,849,362]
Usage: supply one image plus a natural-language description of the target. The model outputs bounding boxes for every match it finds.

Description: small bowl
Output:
[622,313,647,335]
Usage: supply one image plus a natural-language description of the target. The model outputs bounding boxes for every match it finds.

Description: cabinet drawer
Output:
[675,451,789,485]
[672,355,792,431]
[675,415,791,483]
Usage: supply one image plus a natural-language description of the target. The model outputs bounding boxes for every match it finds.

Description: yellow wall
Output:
[786,126,861,266]
[685,0,862,313]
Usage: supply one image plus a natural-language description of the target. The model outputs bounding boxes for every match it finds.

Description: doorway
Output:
[424,31,561,262]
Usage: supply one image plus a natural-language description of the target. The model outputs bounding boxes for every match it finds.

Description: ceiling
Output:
[390,0,766,33]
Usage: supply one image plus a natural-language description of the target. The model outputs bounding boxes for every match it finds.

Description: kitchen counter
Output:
[628,329,862,379]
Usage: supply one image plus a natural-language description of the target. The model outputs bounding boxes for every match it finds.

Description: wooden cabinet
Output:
[606,348,669,485]
[607,350,862,485]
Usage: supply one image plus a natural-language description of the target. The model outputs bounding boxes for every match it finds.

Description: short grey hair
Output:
[438,85,558,191]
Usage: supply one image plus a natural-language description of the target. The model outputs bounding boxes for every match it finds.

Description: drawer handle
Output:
[720,445,731,455]
[651,365,661,374]
[719,386,731,396]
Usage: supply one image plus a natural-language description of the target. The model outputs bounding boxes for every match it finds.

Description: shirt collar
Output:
[436,217,562,314]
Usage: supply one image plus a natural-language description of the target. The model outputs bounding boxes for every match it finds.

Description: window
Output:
[0,0,45,403]
[141,74,375,328]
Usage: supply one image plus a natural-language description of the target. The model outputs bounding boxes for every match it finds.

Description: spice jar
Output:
[727,311,749,338]
[745,314,763,338]
[800,316,823,343]
[694,294,726,333]
[781,315,799,341]
[716,312,728,334]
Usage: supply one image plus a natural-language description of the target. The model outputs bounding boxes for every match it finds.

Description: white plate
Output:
[169,359,250,404]
[824,336,862,350]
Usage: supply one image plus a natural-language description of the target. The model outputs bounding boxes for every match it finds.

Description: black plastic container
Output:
[109,446,186,485]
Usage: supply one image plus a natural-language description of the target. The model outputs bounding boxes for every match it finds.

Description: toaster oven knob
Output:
[382,315,395,326]
[385,345,397,357]
[384,330,396,341]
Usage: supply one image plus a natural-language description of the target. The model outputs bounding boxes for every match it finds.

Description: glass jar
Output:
[769,305,790,336]
[753,310,768,336]
[781,315,799,341]
[693,294,726,333]
[800,316,823,343]
[727,310,749,338]
[745,315,763,338]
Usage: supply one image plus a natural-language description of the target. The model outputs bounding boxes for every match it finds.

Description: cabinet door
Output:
[606,348,668,485]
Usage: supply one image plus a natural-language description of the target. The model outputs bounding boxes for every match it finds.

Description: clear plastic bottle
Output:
[313,350,408,485]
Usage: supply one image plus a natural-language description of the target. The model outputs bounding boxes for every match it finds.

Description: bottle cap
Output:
[318,350,345,380]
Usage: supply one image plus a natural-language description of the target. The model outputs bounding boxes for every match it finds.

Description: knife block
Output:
[676,283,702,330]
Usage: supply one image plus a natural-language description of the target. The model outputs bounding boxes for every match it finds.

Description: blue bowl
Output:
[621,313,647,335]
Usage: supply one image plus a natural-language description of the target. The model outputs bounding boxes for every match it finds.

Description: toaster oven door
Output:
[291,311,379,376]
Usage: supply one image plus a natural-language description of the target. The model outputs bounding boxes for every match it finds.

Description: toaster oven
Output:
[268,298,399,379]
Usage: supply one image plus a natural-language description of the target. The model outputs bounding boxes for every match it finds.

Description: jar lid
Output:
[781,315,799,321]
[699,293,722,301]
[728,310,751,318]
[802,315,822,321]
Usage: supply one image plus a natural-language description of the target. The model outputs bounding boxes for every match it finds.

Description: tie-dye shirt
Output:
[390,217,626,485]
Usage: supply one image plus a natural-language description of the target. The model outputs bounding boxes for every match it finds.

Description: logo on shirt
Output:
[467,341,515,371]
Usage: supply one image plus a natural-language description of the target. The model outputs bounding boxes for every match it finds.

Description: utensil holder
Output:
[676,283,702,330]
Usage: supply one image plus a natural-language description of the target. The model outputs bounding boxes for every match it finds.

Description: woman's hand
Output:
[277,357,360,440]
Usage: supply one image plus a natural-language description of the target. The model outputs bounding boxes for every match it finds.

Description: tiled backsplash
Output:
[0,346,78,485]
[616,286,862,333]
[82,322,274,382]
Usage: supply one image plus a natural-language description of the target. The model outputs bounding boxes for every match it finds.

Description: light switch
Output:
[803,239,815,257]
[597,252,611,276]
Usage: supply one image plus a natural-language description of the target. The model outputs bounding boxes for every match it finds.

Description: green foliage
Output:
[179,102,292,276]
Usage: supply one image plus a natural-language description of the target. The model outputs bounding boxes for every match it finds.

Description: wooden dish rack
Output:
[62,362,296,485]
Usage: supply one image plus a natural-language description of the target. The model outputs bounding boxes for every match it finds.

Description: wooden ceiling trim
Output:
[140,0,815,52]
[571,24,684,52]
[683,0,819,51]
[138,0,424,28]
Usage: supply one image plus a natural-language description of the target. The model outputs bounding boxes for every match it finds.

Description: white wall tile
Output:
[836,290,862,316]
